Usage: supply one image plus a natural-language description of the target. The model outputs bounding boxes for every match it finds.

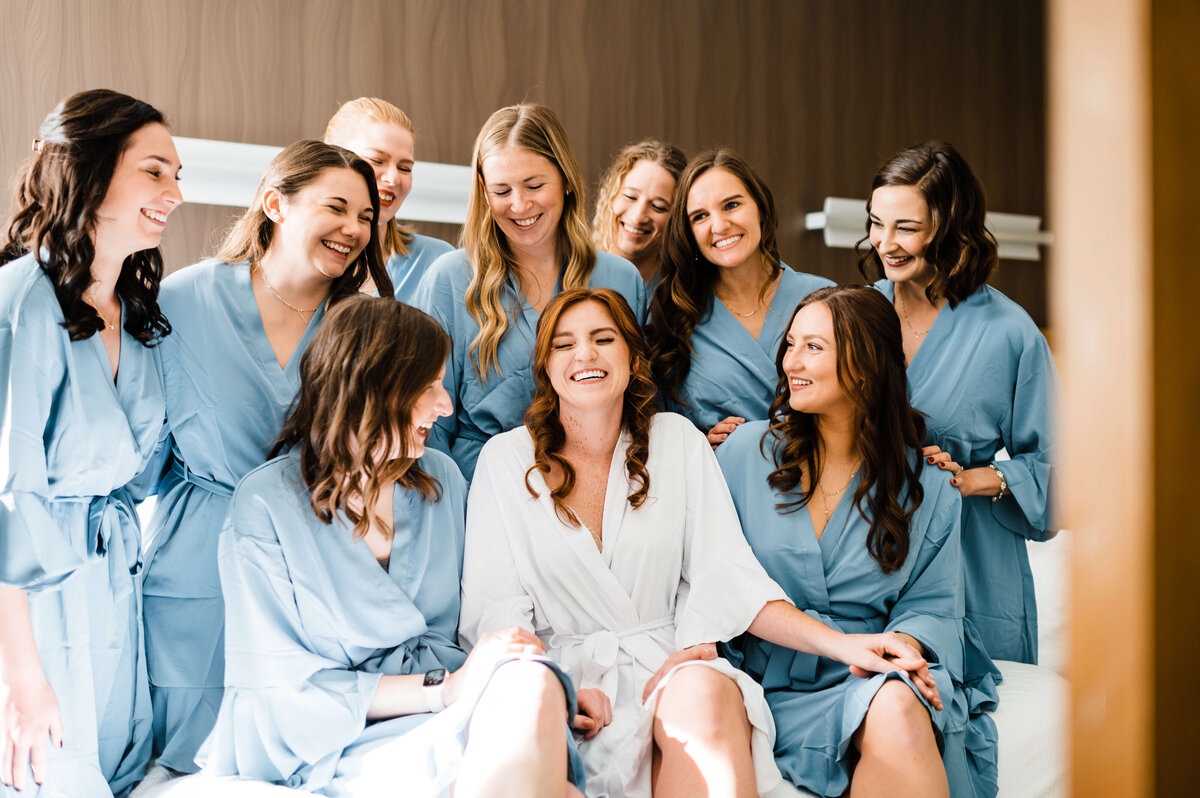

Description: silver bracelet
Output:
[988,463,1008,503]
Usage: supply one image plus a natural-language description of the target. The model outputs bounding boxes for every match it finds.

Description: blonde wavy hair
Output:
[463,103,595,381]
[325,97,417,260]
[592,139,686,255]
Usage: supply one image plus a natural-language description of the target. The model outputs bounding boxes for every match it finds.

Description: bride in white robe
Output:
[460,288,943,798]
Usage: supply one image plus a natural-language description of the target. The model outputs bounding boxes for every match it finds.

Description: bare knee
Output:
[653,665,749,744]
[856,680,936,755]
[488,659,568,723]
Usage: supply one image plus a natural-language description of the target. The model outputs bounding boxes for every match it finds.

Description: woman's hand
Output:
[445,626,545,706]
[641,642,717,702]
[572,688,612,740]
[1,668,63,790]
[922,445,1005,499]
[832,632,943,711]
[921,445,961,476]
[707,417,746,449]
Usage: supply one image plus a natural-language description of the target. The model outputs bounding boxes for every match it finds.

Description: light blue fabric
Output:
[386,232,454,304]
[141,260,328,772]
[412,249,645,482]
[717,420,1000,798]
[197,448,583,797]
[0,253,163,797]
[876,281,1057,664]
[673,265,832,433]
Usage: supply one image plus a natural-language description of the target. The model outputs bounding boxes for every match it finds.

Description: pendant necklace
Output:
[256,263,319,321]
[895,289,933,338]
[819,467,859,519]
[91,303,119,331]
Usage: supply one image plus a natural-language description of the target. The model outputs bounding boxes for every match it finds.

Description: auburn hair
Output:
[857,140,998,307]
[762,286,926,573]
[1,89,172,344]
[462,103,595,380]
[272,296,449,539]
[524,288,657,526]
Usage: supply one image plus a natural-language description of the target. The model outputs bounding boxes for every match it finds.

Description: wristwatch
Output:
[423,668,447,712]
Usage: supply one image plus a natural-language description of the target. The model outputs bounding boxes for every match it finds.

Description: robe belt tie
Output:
[170,458,234,498]
[550,616,675,701]
[87,489,142,609]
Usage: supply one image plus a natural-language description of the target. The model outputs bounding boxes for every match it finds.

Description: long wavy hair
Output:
[592,138,687,256]
[857,140,998,307]
[272,296,449,539]
[763,286,926,573]
[524,288,657,527]
[217,140,392,301]
[649,148,782,404]
[324,97,417,259]
[0,89,172,344]
[462,103,595,381]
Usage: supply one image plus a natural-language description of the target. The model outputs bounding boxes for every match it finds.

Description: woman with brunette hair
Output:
[592,139,686,287]
[140,140,392,773]
[649,149,832,448]
[196,297,583,797]
[0,89,181,796]
[324,96,453,301]
[461,287,941,798]
[861,141,1057,664]
[413,103,644,482]
[717,286,999,798]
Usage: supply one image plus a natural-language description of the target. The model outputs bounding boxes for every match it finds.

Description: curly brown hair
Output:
[272,296,449,539]
[763,286,926,573]
[524,288,657,526]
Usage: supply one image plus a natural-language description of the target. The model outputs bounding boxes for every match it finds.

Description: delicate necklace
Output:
[719,296,763,318]
[895,289,933,338]
[819,467,859,519]
[256,263,319,320]
[91,303,119,331]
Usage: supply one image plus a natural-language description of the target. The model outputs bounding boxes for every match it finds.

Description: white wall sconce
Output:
[172,136,473,224]
[804,197,1054,261]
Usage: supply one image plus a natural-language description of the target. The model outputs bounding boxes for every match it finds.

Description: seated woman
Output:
[196,297,584,798]
[591,139,686,287]
[324,96,453,301]
[460,288,941,798]
[413,103,644,482]
[716,286,999,798]
[648,149,832,448]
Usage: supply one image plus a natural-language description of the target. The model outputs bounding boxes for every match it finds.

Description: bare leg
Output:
[456,659,570,798]
[651,665,756,798]
[849,680,948,798]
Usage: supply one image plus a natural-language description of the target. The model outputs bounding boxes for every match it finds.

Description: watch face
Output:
[423,668,447,687]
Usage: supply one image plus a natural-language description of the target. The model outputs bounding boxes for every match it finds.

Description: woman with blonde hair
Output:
[196,297,584,797]
[140,140,391,774]
[414,103,643,482]
[324,96,453,302]
[592,139,686,287]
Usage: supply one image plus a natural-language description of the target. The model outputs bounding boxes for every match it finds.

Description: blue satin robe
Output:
[673,265,832,433]
[876,281,1057,664]
[386,232,454,304]
[717,421,1000,798]
[141,260,328,771]
[0,253,163,797]
[412,249,645,482]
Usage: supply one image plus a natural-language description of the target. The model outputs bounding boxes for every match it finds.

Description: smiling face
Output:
[481,146,565,258]
[868,184,936,286]
[408,364,452,458]
[611,159,676,265]
[780,301,853,420]
[266,166,374,281]
[546,299,632,415]
[686,167,764,272]
[92,122,183,257]
[336,120,414,227]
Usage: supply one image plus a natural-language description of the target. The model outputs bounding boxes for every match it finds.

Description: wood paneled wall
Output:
[0,0,1048,323]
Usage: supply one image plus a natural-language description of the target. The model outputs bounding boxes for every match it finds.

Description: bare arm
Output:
[0,585,63,790]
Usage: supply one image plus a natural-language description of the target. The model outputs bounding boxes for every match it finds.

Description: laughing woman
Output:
[862,141,1057,664]
[324,96,454,302]
[0,90,181,796]
[140,140,391,774]
[649,149,832,448]
[413,103,644,482]
[197,297,583,797]
[592,139,686,288]
[461,288,941,798]
[717,286,999,798]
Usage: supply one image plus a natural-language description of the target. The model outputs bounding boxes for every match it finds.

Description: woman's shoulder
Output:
[418,447,467,495]
[160,258,241,295]
[912,451,963,532]
[590,250,641,286]
[409,233,455,258]
[779,262,835,298]
[961,285,1046,345]
[0,253,58,320]
[476,425,535,470]
[423,247,471,281]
